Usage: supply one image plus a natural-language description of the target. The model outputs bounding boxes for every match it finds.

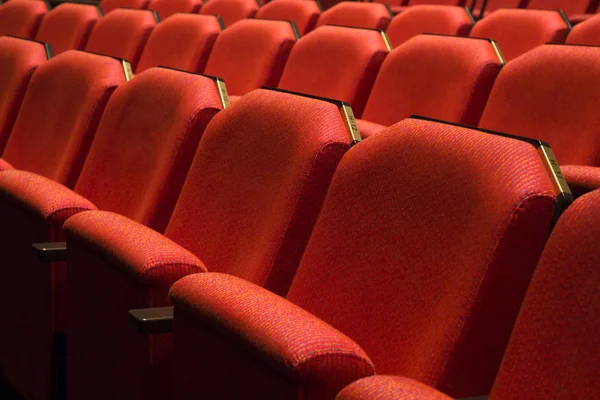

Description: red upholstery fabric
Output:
[472,0,526,19]
[569,13,596,25]
[470,9,569,61]
[527,0,595,17]
[199,0,258,27]
[0,36,48,154]
[391,0,465,14]
[170,117,558,398]
[316,2,392,30]
[85,8,157,71]
[386,5,473,48]
[360,35,503,136]
[336,376,453,400]
[0,0,47,39]
[561,165,600,198]
[65,88,352,400]
[277,25,387,117]
[566,13,600,45]
[204,19,296,96]
[136,14,221,73]
[255,0,321,35]
[0,158,14,171]
[1,50,126,188]
[100,0,149,14]
[355,118,386,138]
[34,3,100,55]
[148,0,202,19]
[479,44,600,166]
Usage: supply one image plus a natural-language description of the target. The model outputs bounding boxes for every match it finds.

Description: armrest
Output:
[170,272,375,384]
[336,376,455,400]
[33,241,67,262]
[0,170,97,226]
[128,306,174,334]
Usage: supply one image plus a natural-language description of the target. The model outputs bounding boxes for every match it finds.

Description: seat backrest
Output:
[315,2,392,30]
[203,19,297,96]
[0,0,47,39]
[255,0,321,35]
[199,0,258,27]
[287,116,564,397]
[470,9,570,61]
[277,25,388,117]
[479,44,600,166]
[490,188,600,399]
[100,0,149,14]
[164,88,355,294]
[73,68,225,232]
[409,0,466,5]
[34,3,101,55]
[527,0,595,17]
[362,35,503,129]
[0,37,50,154]
[566,13,600,45]
[386,5,473,48]
[480,0,528,15]
[147,0,202,20]
[2,51,128,188]
[136,14,221,73]
[85,8,157,71]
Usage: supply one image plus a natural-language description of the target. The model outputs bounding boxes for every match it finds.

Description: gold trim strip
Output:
[380,31,393,53]
[215,79,230,108]
[339,104,361,144]
[121,60,134,81]
[536,145,572,197]
[489,40,506,65]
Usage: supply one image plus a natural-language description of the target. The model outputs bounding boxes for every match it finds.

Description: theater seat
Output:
[0,67,225,400]
[64,88,356,400]
[469,9,570,61]
[566,13,600,45]
[0,37,51,155]
[204,19,297,97]
[255,0,321,35]
[169,116,567,399]
[0,0,48,39]
[472,0,526,20]
[315,2,392,30]
[85,8,158,71]
[100,0,149,14]
[561,165,600,198]
[34,3,101,55]
[386,5,474,48]
[199,0,259,27]
[336,185,600,400]
[277,24,389,117]
[391,0,466,15]
[527,0,596,18]
[479,44,600,166]
[357,35,503,138]
[148,0,203,20]
[136,14,222,73]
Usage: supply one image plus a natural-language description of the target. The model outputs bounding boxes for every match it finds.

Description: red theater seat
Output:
[277,25,388,117]
[136,14,222,73]
[85,8,158,71]
[255,0,321,35]
[0,67,225,400]
[527,0,595,18]
[316,2,392,30]
[566,13,600,45]
[199,0,259,27]
[148,0,203,20]
[469,9,569,61]
[34,3,101,55]
[0,0,47,39]
[169,116,566,398]
[562,165,600,198]
[100,0,149,14]
[357,35,503,138]
[472,0,527,19]
[386,5,473,48]
[64,88,355,400]
[336,185,600,400]
[0,37,50,154]
[479,44,600,166]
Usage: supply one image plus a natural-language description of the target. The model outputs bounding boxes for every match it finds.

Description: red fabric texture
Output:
[561,165,600,198]
[355,118,386,138]
[34,3,100,55]
[470,9,569,62]
[199,0,258,27]
[1,50,126,188]
[479,44,600,166]
[490,189,600,399]
[336,376,453,400]
[316,2,391,30]
[0,36,47,154]
[0,0,47,39]
[566,13,600,45]
[527,0,595,17]
[0,158,14,171]
[256,0,321,35]
[360,35,503,133]
[203,19,296,96]
[100,0,150,14]
[277,25,387,117]
[472,0,526,19]
[170,273,376,399]
[85,9,157,71]
[148,0,202,19]
[136,14,221,73]
[386,5,473,48]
